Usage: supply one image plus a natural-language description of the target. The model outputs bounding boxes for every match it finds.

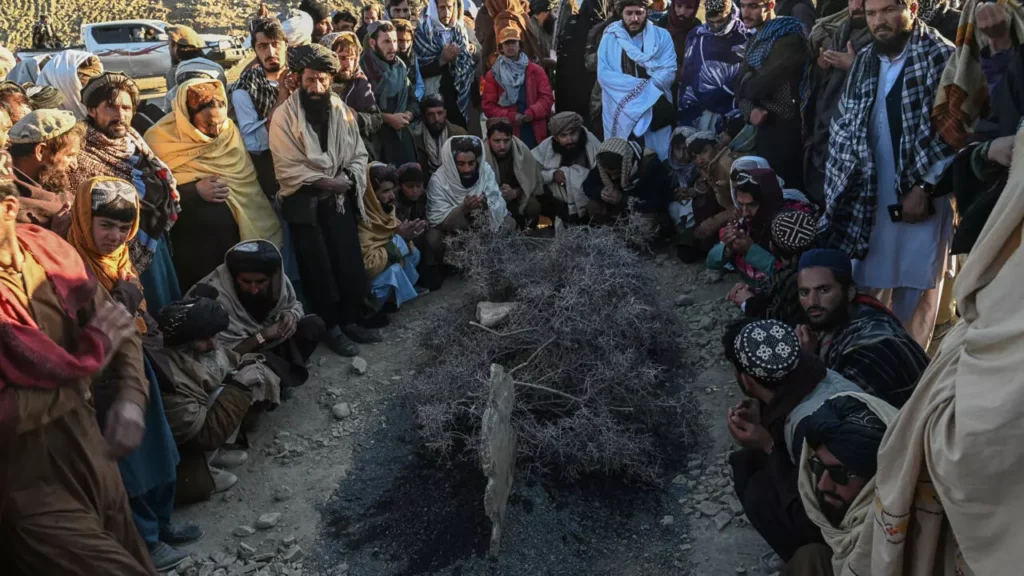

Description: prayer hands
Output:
[977,3,1013,52]
[440,43,460,64]
[461,193,485,212]
[900,185,931,224]
[601,186,622,205]
[726,282,755,306]
[398,219,428,240]
[988,135,1015,167]
[795,324,818,354]
[553,170,567,186]
[500,184,519,201]
[105,400,146,458]
[197,176,230,203]
[820,42,857,72]
[749,107,768,126]
[728,400,773,453]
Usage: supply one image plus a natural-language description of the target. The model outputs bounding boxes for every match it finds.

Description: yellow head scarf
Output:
[144,78,283,247]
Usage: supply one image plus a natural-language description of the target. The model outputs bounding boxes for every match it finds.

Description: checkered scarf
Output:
[822,19,954,260]
[233,65,278,120]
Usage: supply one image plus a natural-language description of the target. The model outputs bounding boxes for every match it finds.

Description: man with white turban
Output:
[37,50,104,120]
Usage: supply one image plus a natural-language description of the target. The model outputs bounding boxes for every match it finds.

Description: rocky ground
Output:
[152,254,776,576]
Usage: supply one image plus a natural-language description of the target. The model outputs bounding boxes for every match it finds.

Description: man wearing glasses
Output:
[791,393,897,575]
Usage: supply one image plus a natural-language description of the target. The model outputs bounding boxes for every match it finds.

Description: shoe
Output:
[209,449,248,469]
[760,551,784,574]
[149,542,189,572]
[415,286,431,296]
[210,466,238,493]
[159,522,204,546]
[343,323,382,344]
[326,332,359,356]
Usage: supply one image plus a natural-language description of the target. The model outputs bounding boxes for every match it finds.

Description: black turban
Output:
[397,162,425,184]
[287,43,340,74]
[530,0,558,14]
[804,396,889,479]
[225,240,282,278]
[158,296,230,347]
[299,0,332,22]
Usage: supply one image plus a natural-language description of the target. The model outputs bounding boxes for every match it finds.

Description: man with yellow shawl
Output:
[145,78,283,293]
[67,176,203,572]
[361,163,428,310]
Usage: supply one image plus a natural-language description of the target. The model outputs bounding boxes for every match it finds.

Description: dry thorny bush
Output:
[406,218,702,484]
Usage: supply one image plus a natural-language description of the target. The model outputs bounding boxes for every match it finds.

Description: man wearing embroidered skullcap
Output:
[269,43,380,357]
[721,318,860,564]
[8,108,85,233]
[67,72,182,312]
[187,240,326,389]
[597,0,678,160]
[532,111,602,223]
[786,392,897,575]
[794,248,928,408]
[0,148,158,576]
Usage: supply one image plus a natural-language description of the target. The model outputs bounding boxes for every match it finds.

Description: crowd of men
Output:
[0,0,1022,573]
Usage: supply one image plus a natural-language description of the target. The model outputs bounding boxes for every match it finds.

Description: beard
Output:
[806,300,851,332]
[97,119,128,139]
[263,59,282,73]
[850,12,867,28]
[553,131,589,166]
[382,201,395,213]
[37,163,70,194]
[871,26,911,54]
[459,171,479,188]
[185,345,234,384]
[300,88,332,125]
[816,489,851,528]
[397,49,413,67]
[425,120,445,136]
[237,288,276,323]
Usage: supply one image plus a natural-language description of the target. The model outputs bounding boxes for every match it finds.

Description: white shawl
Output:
[37,50,100,121]
[532,129,601,217]
[597,21,676,141]
[426,136,509,230]
[268,89,368,215]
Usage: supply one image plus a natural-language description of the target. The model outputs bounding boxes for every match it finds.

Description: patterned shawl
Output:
[415,0,477,120]
[932,0,1024,148]
[492,52,530,106]
[597,21,678,140]
[823,19,954,259]
[360,48,410,113]
[232,65,278,120]
[743,16,811,109]
[677,13,751,127]
[68,125,180,274]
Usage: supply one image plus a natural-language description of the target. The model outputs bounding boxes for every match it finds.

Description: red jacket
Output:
[481,62,554,142]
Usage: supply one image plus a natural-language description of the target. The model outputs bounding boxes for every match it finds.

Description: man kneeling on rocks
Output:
[190,240,326,389]
[150,296,282,503]
[786,392,898,576]
[722,319,861,564]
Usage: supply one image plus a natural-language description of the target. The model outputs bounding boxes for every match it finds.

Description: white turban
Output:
[279,9,315,47]
[0,46,14,79]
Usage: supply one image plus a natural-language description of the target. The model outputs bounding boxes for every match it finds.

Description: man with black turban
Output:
[188,240,326,389]
[151,295,281,502]
[299,0,334,44]
[269,42,380,357]
[789,393,897,575]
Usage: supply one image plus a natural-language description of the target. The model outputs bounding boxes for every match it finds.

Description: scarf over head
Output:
[0,46,14,75]
[823,19,954,260]
[195,240,303,349]
[531,124,601,217]
[797,392,898,576]
[268,84,368,214]
[416,0,477,120]
[845,122,1024,576]
[359,164,402,277]
[492,52,530,106]
[158,296,230,347]
[597,137,643,190]
[145,79,283,248]
[426,135,510,229]
[361,46,410,112]
[932,0,1024,148]
[669,126,699,187]
[37,50,103,120]
[233,65,278,120]
[597,19,677,140]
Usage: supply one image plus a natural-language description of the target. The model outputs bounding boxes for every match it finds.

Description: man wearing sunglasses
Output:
[790,393,897,575]
[723,319,861,565]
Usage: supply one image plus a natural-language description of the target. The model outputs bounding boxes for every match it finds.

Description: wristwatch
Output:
[256,332,266,345]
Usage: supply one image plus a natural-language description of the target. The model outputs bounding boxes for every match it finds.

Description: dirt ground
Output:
[160,256,775,576]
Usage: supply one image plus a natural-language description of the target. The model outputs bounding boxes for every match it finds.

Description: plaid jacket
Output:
[821,20,954,259]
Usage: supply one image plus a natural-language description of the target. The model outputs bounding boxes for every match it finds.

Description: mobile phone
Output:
[887,204,903,223]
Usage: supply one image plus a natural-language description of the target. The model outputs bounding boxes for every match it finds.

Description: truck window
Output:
[91,26,131,44]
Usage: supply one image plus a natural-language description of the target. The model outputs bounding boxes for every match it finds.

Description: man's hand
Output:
[988,135,1015,167]
[731,398,761,424]
[817,46,832,70]
[900,185,932,223]
[522,112,534,123]
[977,2,1013,52]
[726,282,755,306]
[553,170,567,186]
[727,403,773,453]
[440,43,460,64]
[197,176,230,203]
[823,41,857,72]
[601,186,622,205]
[397,219,428,240]
[319,173,352,196]
[514,113,527,126]
[727,228,754,255]
[795,324,818,354]
[104,400,145,458]
[383,113,411,130]
[279,72,298,99]
[749,107,769,126]
[276,312,298,340]
[500,184,519,201]
[461,193,485,212]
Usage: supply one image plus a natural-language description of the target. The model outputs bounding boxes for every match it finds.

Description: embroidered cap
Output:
[8,109,77,144]
[771,210,817,254]
[734,320,801,382]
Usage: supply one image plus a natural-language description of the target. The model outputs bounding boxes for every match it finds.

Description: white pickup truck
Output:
[15,19,247,79]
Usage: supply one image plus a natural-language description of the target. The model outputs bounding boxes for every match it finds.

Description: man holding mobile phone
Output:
[821,0,956,349]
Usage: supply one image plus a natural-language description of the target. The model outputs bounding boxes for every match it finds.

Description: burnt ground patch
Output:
[313,400,694,576]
